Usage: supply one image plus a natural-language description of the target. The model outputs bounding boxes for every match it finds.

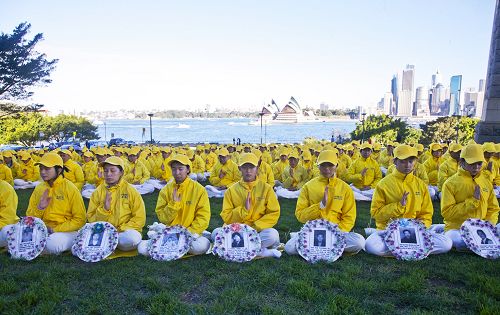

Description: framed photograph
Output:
[384,218,433,260]
[297,219,346,263]
[148,225,193,261]
[460,219,499,259]
[7,216,48,261]
[72,222,119,262]
[212,223,261,263]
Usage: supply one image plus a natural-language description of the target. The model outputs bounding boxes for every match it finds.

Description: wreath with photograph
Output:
[72,222,119,262]
[148,225,193,261]
[384,218,433,261]
[212,223,261,263]
[297,219,346,263]
[460,218,499,259]
[7,216,48,261]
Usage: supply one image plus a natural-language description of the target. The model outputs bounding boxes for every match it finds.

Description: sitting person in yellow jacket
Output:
[437,143,462,194]
[124,147,155,195]
[187,150,207,182]
[0,155,14,186]
[13,151,40,189]
[138,154,211,256]
[252,149,275,187]
[441,144,499,250]
[0,179,19,248]
[205,148,241,198]
[344,143,382,201]
[272,149,290,185]
[481,142,499,187]
[81,148,109,199]
[423,143,443,199]
[26,153,86,254]
[275,151,309,199]
[365,145,452,256]
[212,153,282,258]
[58,149,85,191]
[87,156,146,252]
[285,150,365,255]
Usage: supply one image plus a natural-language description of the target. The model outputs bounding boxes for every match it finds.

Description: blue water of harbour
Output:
[96,118,357,144]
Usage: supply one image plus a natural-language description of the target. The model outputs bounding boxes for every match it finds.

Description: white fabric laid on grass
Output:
[131,183,155,195]
[14,179,40,190]
[145,178,168,190]
[428,185,438,200]
[350,184,373,201]
[117,230,142,251]
[274,186,300,199]
[205,185,226,198]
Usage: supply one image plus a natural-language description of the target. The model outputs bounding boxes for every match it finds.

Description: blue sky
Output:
[0,0,496,112]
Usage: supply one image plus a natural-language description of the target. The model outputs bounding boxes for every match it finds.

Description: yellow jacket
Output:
[261,151,273,165]
[220,179,280,232]
[0,180,19,229]
[209,160,241,187]
[191,155,206,174]
[87,178,146,232]
[26,176,86,232]
[202,151,217,171]
[378,150,393,168]
[371,170,433,230]
[82,161,97,184]
[387,162,429,185]
[295,175,356,232]
[481,158,499,185]
[339,154,352,169]
[282,165,309,189]
[257,161,275,187]
[345,156,382,189]
[272,160,289,182]
[15,159,40,181]
[441,169,499,231]
[149,154,164,179]
[124,160,150,184]
[155,177,210,235]
[438,158,459,192]
[64,159,85,190]
[0,164,14,186]
[423,156,442,186]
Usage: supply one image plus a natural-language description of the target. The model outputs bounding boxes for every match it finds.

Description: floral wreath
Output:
[384,218,433,261]
[71,222,119,262]
[148,225,193,261]
[297,219,346,263]
[212,223,261,263]
[7,216,48,261]
[460,219,499,259]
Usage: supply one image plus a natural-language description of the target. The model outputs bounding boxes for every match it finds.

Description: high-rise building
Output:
[479,79,485,92]
[431,69,442,88]
[431,83,446,115]
[449,75,462,116]
[391,75,399,114]
[397,65,415,116]
[415,86,430,116]
[383,92,393,115]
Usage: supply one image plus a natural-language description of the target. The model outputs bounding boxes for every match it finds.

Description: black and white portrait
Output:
[313,230,326,247]
[162,233,179,249]
[399,228,417,244]
[21,226,34,243]
[231,232,244,248]
[88,231,104,247]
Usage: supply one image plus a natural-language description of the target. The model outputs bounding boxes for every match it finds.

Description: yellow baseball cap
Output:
[101,156,125,169]
[128,147,141,156]
[288,151,300,159]
[83,151,94,158]
[393,145,418,160]
[430,143,442,151]
[317,150,339,165]
[59,149,72,156]
[415,143,424,152]
[359,143,373,150]
[251,149,262,159]
[460,144,486,164]
[35,153,64,168]
[18,151,31,160]
[238,153,259,167]
[218,148,230,157]
[448,143,463,153]
[186,150,195,159]
[482,142,496,153]
[168,154,192,168]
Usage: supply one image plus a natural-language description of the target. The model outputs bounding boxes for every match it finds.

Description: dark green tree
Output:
[44,115,99,142]
[0,22,58,100]
[350,114,418,143]
[420,116,478,145]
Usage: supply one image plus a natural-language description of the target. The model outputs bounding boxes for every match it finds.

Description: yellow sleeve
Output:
[345,162,362,185]
[252,187,280,231]
[485,187,500,225]
[139,162,150,184]
[187,187,211,235]
[336,187,356,232]
[119,187,146,232]
[209,164,222,186]
[87,186,111,223]
[52,185,87,232]
[0,182,19,228]
[75,165,85,190]
[371,162,383,188]
[26,185,45,219]
[155,186,182,225]
[441,182,480,222]
[415,182,433,228]
[295,185,322,223]
[370,184,404,227]
[220,187,247,224]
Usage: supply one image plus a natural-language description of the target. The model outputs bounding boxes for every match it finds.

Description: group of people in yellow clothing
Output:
[0,138,498,259]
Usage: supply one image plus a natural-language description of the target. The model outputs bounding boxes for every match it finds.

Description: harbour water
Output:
[96,118,357,144]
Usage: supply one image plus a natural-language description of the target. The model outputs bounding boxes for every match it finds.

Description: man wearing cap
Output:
[285,150,365,256]
[125,147,155,195]
[365,145,452,256]
[0,155,14,186]
[251,149,275,187]
[186,150,207,182]
[206,148,240,198]
[81,148,110,199]
[214,153,281,258]
[202,146,217,174]
[345,143,382,201]
[26,153,87,254]
[87,156,146,252]
[437,143,462,194]
[272,148,290,185]
[0,178,19,249]
[441,144,499,250]
[275,151,309,199]
[13,151,40,189]
[481,142,499,188]
[378,142,394,175]
[423,143,443,199]
[58,149,85,191]
[138,154,211,256]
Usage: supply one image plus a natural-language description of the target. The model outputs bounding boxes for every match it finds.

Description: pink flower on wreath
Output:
[230,224,241,233]
[24,216,35,226]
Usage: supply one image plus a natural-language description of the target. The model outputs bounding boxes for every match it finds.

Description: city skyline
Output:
[0,1,496,113]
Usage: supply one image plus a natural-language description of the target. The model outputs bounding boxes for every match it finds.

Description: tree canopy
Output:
[419,116,478,145]
[350,114,422,144]
[0,22,58,100]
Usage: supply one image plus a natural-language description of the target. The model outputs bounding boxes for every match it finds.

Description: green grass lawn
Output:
[1,189,498,315]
